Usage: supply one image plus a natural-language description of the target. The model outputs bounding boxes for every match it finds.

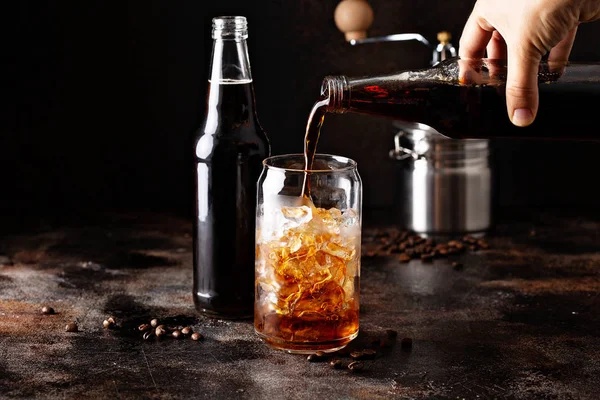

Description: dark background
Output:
[4,0,600,223]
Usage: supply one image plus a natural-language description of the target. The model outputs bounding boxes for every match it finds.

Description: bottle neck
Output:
[205,36,257,126]
[208,38,253,85]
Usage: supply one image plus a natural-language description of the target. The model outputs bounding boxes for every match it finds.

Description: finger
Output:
[548,25,578,76]
[486,31,507,59]
[459,13,494,59]
[486,31,507,82]
[548,25,578,62]
[506,46,543,127]
[458,13,493,84]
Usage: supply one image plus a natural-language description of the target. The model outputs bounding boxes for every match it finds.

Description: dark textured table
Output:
[1,210,599,399]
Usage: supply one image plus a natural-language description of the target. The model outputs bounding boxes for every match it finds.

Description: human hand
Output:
[459,0,600,126]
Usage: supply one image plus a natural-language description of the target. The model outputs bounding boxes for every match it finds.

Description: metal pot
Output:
[389,121,492,236]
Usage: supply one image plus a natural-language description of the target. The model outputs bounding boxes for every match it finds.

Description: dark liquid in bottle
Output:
[345,79,600,141]
[194,81,269,319]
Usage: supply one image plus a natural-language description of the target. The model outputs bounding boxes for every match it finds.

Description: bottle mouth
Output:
[212,16,248,39]
[321,76,348,113]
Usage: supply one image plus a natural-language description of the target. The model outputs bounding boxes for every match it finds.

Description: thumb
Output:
[506,46,542,127]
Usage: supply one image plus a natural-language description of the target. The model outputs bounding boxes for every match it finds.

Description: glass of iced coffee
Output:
[255,154,362,353]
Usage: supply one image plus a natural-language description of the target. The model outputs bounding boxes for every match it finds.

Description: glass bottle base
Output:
[255,330,359,354]
[194,303,253,320]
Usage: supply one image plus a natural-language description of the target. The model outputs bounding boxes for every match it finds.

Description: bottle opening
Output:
[212,16,248,39]
[321,76,348,113]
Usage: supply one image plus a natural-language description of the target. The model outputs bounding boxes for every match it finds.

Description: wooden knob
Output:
[334,0,374,42]
[437,31,451,45]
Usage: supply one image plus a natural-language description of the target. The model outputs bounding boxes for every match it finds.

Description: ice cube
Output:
[342,208,359,226]
[281,206,313,225]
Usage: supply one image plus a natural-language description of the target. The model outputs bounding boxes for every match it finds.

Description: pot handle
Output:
[389,131,419,161]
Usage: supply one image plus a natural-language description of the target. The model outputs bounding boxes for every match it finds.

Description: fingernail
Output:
[512,108,533,127]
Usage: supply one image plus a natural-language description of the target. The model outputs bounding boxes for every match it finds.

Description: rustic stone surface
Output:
[0,210,599,399]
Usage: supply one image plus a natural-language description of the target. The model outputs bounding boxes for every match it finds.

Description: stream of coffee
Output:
[302,97,329,198]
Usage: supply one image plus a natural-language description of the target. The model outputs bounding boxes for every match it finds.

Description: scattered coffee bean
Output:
[330,359,343,369]
[348,361,364,372]
[452,262,463,270]
[307,351,327,362]
[191,332,202,341]
[181,327,192,336]
[335,348,351,357]
[529,229,537,237]
[350,351,363,360]
[107,317,115,324]
[150,319,159,328]
[143,331,154,341]
[463,235,477,244]
[398,253,411,263]
[155,326,167,338]
[362,349,377,359]
[401,337,413,349]
[41,306,55,315]
[469,245,477,251]
[386,329,398,339]
[420,253,434,262]
[103,320,112,329]
[477,239,489,249]
[138,324,151,332]
[172,330,182,339]
[65,322,78,332]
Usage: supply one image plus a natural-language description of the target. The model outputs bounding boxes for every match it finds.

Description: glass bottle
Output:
[193,16,270,319]
[321,57,600,141]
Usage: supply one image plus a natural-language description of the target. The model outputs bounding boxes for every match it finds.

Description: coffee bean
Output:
[477,239,489,249]
[107,317,115,325]
[330,359,343,369]
[191,332,202,341]
[452,262,463,270]
[462,235,477,244]
[181,327,192,336]
[65,322,78,332]
[398,253,411,263]
[438,248,448,256]
[138,324,151,332]
[447,240,461,248]
[172,330,182,339]
[348,361,364,372]
[41,306,55,315]
[150,319,159,328]
[401,337,413,349]
[155,326,167,338]
[307,351,327,362]
[143,331,154,341]
[420,253,434,262]
[386,329,398,339]
[103,320,112,329]
[350,351,363,360]
[469,245,478,251]
[362,349,376,359]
